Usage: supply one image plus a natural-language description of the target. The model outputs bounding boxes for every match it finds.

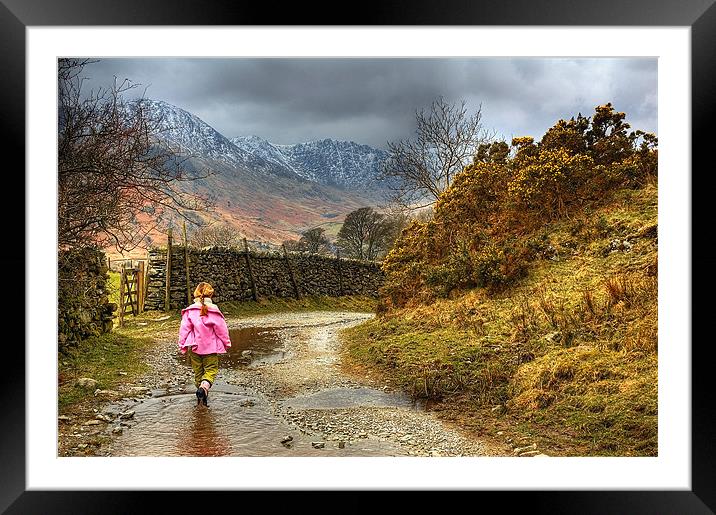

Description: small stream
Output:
[107,317,416,457]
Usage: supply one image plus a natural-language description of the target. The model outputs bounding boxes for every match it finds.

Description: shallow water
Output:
[110,317,418,457]
[108,387,406,456]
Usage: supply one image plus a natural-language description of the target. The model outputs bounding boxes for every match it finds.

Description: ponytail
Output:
[200,294,208,316]
[193,282,215,317]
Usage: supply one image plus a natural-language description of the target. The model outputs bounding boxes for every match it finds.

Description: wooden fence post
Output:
[336,249,343,296]
[243,238,258,301]
[183,221,191,305]
[282,244,301,299]
[165,228,172,311]
[119,265,126,327]
[137,261,145,313]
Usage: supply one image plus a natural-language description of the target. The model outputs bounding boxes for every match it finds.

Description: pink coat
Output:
[178,304,232,355]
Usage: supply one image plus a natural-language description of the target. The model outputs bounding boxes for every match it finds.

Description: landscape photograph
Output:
[57,57,658,458]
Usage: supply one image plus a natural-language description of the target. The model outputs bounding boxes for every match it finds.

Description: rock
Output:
[95,414,112,422]
[125,386,150,395]
[119,410,135,420]
[112,426,123,435]
[338,441,346,449]
[513,443,538,454]
[280,435,293,445]
[519,450,542,457]
[543,332,562,344]
[118,371,128,376]
[83,419,101,426]
[311,442,325,449]
[94,389,120,397]
[241,350,253,357]
[76,378,98,389]
[240,400,255,407]
[77,443,88,449]
[533,453,550,457]
[58,415,72,423]
[497,431,504,436]
[358,431,367,438]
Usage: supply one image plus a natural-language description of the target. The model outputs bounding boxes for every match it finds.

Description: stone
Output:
[76,378,98,389]
[119,410,135,420]
[497,431,504,436]
[58,415,72,423]
[241,350,253,357]
[533,453,550,457]
[95,414,113,422]
[240,400,256,407]
[77,444,88,449]
[543,332,562,344]
[94,389,120,397]
[513,443,538,454]
[83,419,101,426]
[519,450,542,457]
[125,386,150,395]
[118,371,128,376]
[280,435,293,445]
[311,442,325,449]
[338,441,346,449]
[112,426,123,435]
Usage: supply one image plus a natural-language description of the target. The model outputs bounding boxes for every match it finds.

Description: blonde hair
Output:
[193,282,215,316]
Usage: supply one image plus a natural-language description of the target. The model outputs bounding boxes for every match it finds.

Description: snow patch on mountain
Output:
[232,135,388,192]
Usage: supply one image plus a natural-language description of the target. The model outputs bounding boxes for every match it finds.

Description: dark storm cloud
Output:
[80,58,657,149]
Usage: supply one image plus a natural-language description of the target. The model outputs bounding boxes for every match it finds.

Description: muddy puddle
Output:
[108,386,407,456]
[174,326,289,369]
[109,316,422,457]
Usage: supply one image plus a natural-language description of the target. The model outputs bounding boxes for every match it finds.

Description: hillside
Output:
[342,104,659,456]
[123,100,389,250]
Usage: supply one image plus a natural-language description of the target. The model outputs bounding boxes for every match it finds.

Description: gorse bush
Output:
[381,104,658,305]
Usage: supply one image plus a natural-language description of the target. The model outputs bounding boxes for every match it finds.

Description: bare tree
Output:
[298,227,332,255]
[190,223,243,248]
[379,97,492,209]
[337,208,406,261]
[58,58,212,252]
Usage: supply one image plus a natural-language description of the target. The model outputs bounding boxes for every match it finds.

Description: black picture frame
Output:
[5,0,711,512]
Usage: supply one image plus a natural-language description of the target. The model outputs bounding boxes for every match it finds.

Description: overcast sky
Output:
[80,58,657,149]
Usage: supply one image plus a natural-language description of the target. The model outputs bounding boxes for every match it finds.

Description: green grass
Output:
[58,331,153,412]
[108,270,121,308]
[218,294,376,317]
[341,184,658,456]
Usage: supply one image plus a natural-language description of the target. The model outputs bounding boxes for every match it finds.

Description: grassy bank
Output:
[342,184,657,456]
[58,332,153,413]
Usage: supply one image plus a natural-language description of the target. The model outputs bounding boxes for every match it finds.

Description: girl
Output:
[178,282,232,407]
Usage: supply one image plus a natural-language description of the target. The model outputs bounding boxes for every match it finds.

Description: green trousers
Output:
[188,350,219,388]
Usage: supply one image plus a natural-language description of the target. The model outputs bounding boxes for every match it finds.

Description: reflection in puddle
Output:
[108,391,408,457]
[224,326,287,367]
[174,326,288,370]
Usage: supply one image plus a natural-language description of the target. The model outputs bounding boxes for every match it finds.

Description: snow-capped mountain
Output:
[134,99,303,181]
[134,99,249,168]
[127,99,383,244]
[231,136,388,194]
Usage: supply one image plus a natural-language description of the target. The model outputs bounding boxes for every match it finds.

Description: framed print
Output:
[6,0,712,512]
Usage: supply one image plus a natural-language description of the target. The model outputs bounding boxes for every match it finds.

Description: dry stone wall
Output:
[144,246,384,311]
